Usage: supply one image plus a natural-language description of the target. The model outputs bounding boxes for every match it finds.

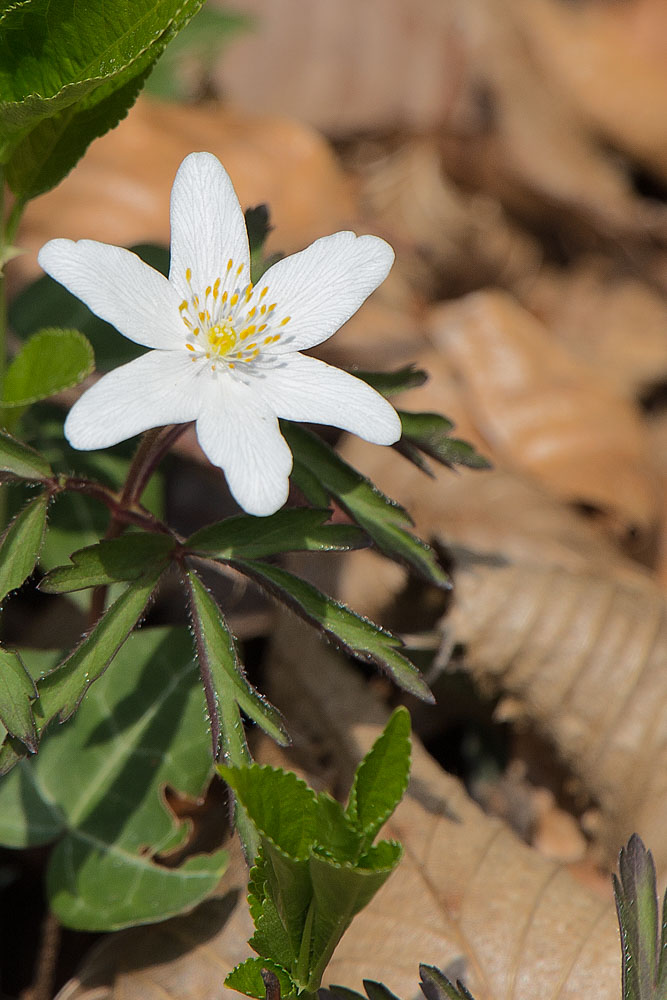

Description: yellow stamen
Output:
[280,316,291,326]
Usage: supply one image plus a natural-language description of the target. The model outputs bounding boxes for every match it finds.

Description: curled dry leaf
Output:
[523,259,667,401]
[515,0,667,183]
[427,290,660,550]
[15,97,356,289]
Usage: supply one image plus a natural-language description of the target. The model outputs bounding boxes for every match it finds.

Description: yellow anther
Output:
[186,343,195,352]
[236,263,244,276]
[199,311,206,322]
[268,303,276,311]
[186,268,192,282]
[222,291,228,303]
[280,316,291,326]
[179,300,188,312]
[258,323,267,333]
[260,287,268,299]
[193,327,200,336]
[248,307,256,319]
[230,293,239,307]
[227,259,233,271]
[260,305,266,315]
[213,278,221,298]
[206,286,211,297]
[244,285,253,302]
[240,325,256,340]
[183,318,192,329]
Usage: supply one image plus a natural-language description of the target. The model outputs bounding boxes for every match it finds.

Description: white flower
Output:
[38,152,401,516]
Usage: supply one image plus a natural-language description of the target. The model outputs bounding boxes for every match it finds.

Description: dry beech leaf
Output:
[522,259,667,401]
[350,138,542,299]
[266,621,621,999]
[15,97,356,289]
[515,0,667,182]
[440,546,667,883]
[427,290,660,548]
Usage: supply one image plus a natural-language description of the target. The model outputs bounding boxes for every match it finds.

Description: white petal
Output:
[65,350,205,450]
[256,354,402,444]
[258,231,394,353]
[195,378,293,517]
[168,152,250,298]
[38,239,184,350]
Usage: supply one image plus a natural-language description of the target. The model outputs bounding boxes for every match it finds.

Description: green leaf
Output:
[40,533,174,593]
[613,834,667,1000]
[419,964,478,1000]
[3,328,94,407]
[1,0,208,199]
[231,559,433,702]
[0,428,52,480]
[0,628,228,930]
[35,566,163,726]
[397,411,491,473]
[346,707,411,847]
[184,568,288,752]
[10,246,168,371]
[186,508,366,560]
[354,366,428,397]
[0,491,48,601]
[225,958,297,1000]
[0,647,38,750]
[283,424,449,590]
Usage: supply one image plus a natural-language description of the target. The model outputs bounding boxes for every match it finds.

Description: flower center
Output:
[179,259,290,372]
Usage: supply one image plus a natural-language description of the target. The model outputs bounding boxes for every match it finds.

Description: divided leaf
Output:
[613,835,667,1000]
[186,508,366,560]
[283,424,449,589]
[40,533,174,593]
[346,707,411,846]
[3,328,94,407]
[0,491,48,602]
[230,558,432,702]
[354,367,429,397]
[0,628,227,930]
[397,411,491,474]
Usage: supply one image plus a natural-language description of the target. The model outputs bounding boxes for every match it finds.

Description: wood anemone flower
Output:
[38,152,401,516]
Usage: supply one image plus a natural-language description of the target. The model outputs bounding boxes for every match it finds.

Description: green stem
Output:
[295,899,315,989]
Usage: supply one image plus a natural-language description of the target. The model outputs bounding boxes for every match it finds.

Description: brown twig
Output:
[20,909,61,1000]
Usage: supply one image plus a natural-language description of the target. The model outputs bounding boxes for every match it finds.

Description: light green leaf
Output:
[3,328,94,407]
[0,491,48,602]
[346,706,411,846]
[40,533,174,593]
[0,428,52,480]
[231,559,433,702]
[1,0,208,198]
[186,508,366,560]
[225,958,297,1000]
[0,647,38,750]
[35,566,163,726]
[0,628,228,930]
[283,424,449,590]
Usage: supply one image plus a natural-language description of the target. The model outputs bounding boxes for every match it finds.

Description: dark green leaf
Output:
[36,566,163,726]
[2,0,208,198]
[282,424,449,590]
[0,429,52,480]
[346,707,411,846]
[40,533,174,593]
[0,647,38,750]
[186,508,366,560]
[3,328,94,407]
[0,628,228,929]
[398,411,491,472]
[225,958,297,1000]
[185,568,288,750]
[354,366,428,397]
[231,558,433,702]
[245,205,272,256]
[0,492,48,601]
[362,982,403,1000]
[420,965,477,1000]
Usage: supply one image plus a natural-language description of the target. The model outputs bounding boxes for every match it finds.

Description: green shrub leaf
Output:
[40,533,174,593]
[0,492,48,602]
[186,508,366,560]
[346,707,411,847]
[283,424,449,589]
[3,328,94,407]
[0,647,38,750]
[397,411,490,473]
[231,559,432,702]
[225,958,297,1000]
[0,429,52,481]
[0,628,227,929]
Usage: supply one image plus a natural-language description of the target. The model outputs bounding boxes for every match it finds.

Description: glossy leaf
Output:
[283,424,449,589]
[0,429,52,481]
[231,559,433,702]
[40,533,174,593]
[397,411,490,473]
[3,328,94,407]
[2,0,208,198]
[0,628,227,930]
[0,492,48,602]
[0,647,38,750]
[186,508,366,560]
